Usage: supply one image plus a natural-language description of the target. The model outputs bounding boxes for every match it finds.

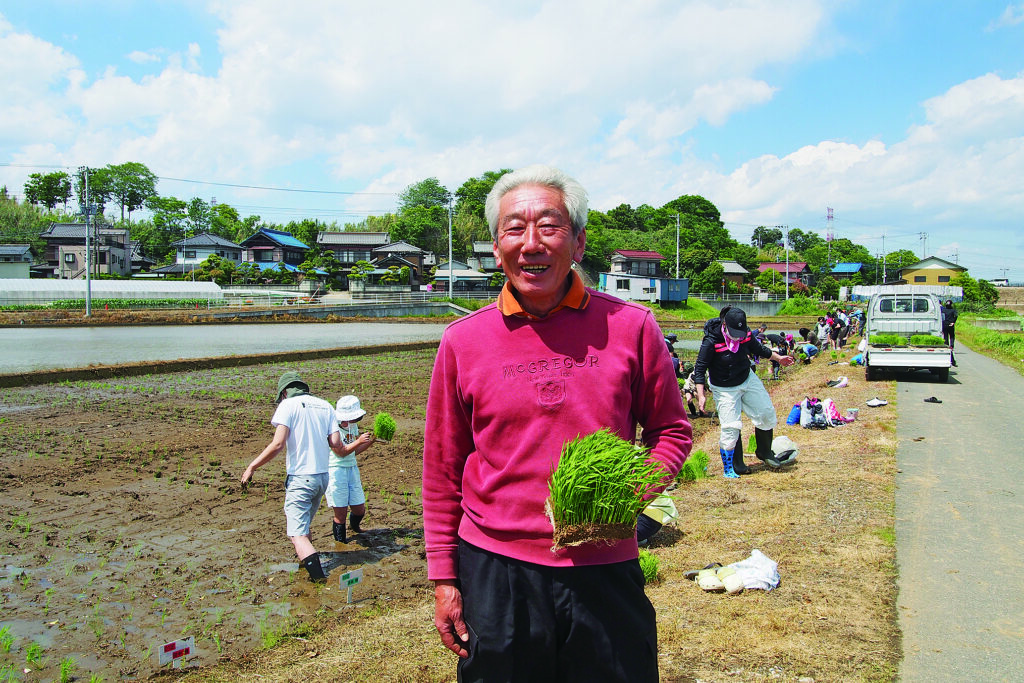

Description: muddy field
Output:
[0,349,446,680]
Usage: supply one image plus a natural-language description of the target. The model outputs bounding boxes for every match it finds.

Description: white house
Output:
[151,232,243,275]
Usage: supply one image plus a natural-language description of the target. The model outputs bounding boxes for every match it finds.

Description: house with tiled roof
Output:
[717,259,749,287]
[467,240,501,275]
[0,244,32,279]
[151,232,243,275]
[370,240,429,286]
[757,261,812,286]
[129,240,156,274]
[609,249,665,277]
[317,231,391,267]
[240,228,310,273]
[39,222,132,279]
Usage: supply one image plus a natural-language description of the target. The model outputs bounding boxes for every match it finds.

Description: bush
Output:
[777,295,824,316]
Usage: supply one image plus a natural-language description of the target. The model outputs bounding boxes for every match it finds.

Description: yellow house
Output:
[898,256,966,286]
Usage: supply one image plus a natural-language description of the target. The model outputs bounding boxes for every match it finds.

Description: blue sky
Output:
[1,1,1022,280]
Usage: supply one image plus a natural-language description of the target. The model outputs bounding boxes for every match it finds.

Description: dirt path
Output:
[895,343,1024,680]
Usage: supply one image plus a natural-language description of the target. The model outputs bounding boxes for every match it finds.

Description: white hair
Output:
[484,164,588,240]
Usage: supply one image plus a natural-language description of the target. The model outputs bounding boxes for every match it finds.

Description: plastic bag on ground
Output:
[727,549,781,591]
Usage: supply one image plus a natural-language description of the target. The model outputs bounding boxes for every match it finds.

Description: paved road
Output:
[896,343,1024,681]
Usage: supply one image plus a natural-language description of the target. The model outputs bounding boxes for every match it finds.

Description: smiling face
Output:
[493,184,586,318]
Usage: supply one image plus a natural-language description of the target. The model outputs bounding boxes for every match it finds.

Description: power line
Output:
[158,176,396,197]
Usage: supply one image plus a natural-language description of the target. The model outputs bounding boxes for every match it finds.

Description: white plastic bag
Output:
[857,338,867,353]
[727,549,781,591]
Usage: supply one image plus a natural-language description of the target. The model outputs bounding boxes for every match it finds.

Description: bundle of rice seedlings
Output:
[373,412,396,442]
[546,428,669,549]
[639,549,660,585]
[677,449,709,482]
[910,334,946,346]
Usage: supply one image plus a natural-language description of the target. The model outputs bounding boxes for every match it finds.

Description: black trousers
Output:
[457,540,658,683]
[944,324,956,348]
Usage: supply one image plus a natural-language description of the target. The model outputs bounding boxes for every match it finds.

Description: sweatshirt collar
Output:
[497,269,590,319]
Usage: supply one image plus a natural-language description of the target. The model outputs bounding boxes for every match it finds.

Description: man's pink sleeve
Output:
[422,336,474,581]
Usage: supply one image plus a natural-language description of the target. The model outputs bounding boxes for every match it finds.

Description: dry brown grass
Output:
[181,349,900,683]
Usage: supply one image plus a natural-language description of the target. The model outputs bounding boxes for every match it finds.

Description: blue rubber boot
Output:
[720,448,739,479]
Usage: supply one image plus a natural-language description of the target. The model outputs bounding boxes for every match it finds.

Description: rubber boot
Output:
[349,513,364,534]
[720,448,739,479]
[300,552,327,583]
[333,521,346,543]
[732,431,751,475]
[755,428,788,468]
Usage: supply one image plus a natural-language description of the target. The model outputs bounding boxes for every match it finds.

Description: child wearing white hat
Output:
[326,395,376,542]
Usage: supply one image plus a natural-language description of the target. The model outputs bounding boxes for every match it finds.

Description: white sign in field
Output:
[340,567,364,603]
[158,636,196,668]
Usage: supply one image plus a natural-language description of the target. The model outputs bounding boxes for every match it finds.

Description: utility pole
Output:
[447,199,454,297]
[881,232,886,283]
[919,231,927,258]
[776,225,789,300]
[80,166,93,317]
[671,213,680,278]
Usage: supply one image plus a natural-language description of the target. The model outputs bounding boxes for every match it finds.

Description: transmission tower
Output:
[825,207,834,268]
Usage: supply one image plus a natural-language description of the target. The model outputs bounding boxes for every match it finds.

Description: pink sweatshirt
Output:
[422,290,691,581]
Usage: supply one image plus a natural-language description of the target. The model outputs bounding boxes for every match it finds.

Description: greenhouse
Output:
[0,279,224,306]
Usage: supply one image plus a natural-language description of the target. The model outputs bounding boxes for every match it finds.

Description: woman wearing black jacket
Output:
[694,306,795,477]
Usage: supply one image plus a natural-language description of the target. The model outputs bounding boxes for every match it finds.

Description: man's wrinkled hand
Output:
[434,581,469,658]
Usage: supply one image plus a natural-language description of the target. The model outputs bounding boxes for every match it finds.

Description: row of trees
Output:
[7,164,967,296]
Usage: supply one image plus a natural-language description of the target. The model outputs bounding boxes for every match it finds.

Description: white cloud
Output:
[127,50,160,64]
[987,3,1024,30]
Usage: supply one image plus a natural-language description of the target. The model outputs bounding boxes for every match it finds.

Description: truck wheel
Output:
[932,367,949,383]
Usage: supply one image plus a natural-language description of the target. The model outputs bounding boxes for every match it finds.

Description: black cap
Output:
[723,308,749,340]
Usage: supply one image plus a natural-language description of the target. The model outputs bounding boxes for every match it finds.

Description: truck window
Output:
[878,297,932,313]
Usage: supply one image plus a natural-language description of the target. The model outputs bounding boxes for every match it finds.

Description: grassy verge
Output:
[180,341,899,682]
[956,317,1024,377]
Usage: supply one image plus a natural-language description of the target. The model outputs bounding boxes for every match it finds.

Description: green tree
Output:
[399,178,451,211]
[691,261,725,293]
[209,203,242,241]
[24,171,73,210]
[105,162,158,223]
[815,275,840,301]
[454,169,511,228]
[786,228,823,254]
[392,205,447,255]
[348,260,375,280]
[284,219,324,249]
[185,198,211,236]
[75,167,113,216]
[750,226,783,248]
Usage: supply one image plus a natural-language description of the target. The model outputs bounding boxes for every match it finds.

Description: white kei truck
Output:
[863,291,953,382]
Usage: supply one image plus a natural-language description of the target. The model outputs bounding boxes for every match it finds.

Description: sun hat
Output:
[785,333,794,342]
[276,371,308,401]
[722,307,749,340]
[335,395,366,422]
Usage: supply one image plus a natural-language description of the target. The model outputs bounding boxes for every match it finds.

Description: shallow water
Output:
[0,322,448,373]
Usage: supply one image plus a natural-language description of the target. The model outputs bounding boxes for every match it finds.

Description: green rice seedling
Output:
[548,428,669,529]
[0,626,13,652]
[25,641,43,667]
[638,549,660,584]
[373,412,397,441]
[59,656,77,683]
[910,334,946,346]
[677,449,709,482]
[89,675,106,683]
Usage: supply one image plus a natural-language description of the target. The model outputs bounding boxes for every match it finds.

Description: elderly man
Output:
[241,371,372,582]
[422,165,691,682]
